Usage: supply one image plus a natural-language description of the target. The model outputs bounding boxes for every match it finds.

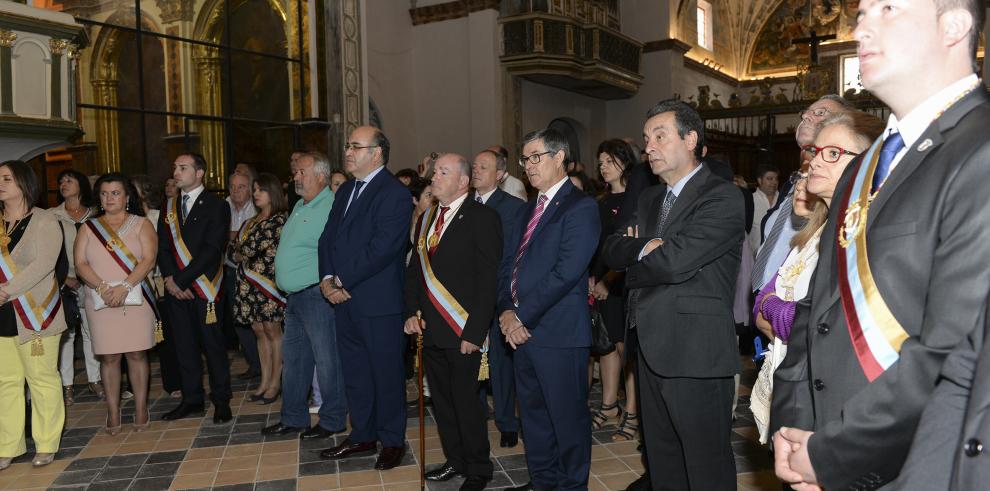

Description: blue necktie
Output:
[353,180,365,200]
[872,132,905,194]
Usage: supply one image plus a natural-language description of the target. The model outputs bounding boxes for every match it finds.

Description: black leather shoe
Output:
[258,391,281,405]
[161,403,204,421]
[624,474,651,491]
[425,463,461,482]
[212,403,232,424]
[320,439,377,460]
[300,425,337,440]
[247,393,264,402]
[500,431,518,448]
[238,369,261,380]
[261,422,305,436]
[374,446,405,470]
[460,475,490,491]
[406,396,432,407]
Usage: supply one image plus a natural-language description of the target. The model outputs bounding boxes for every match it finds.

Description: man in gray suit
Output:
[604,99,744,490]
[772,1,990,489]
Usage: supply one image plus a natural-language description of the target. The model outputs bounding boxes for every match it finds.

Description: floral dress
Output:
[233,213,287,324]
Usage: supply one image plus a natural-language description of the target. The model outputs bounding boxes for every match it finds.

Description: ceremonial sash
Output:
[240,266,286,308]
[415,205,469,336]
[85,217,164,343]
[0,218,61,355]
[836,139,909,381]
[164,197,223,324]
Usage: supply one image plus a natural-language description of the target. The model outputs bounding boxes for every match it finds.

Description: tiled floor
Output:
[3,354,780,490]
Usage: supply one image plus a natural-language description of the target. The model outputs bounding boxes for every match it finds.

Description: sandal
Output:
[591,401,620,430]
[88,382,105,399]
[63,386,74,406]
[612,411,640,441]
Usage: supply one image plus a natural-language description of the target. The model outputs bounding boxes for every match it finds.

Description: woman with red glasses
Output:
[751,110,885,443]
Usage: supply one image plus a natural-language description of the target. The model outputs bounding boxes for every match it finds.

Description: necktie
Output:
[511,195,549,305]
[872,131,905,194]
[475,194,484,204]
[345,181,365,215]
[427,206,449,257]
[656,190,676,237]
[751,188,794,291]
[181,194,189,223]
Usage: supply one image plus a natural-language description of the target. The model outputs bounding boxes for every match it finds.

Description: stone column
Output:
[92,79,121,173]
[49,39,70,120]
[0,30,15,115]
[194,47,225,187]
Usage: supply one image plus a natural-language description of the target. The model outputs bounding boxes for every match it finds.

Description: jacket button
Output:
[813,379,825,391]
[817,323,830,334]
[964,438,984,457]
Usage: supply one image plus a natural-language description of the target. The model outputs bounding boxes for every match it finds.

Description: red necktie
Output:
[427,206,449,257]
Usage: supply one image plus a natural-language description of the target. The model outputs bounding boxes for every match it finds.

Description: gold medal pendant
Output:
[166,212,177,224]
[105,238,120,252]
[839,200,867,249]
[427,234,439,250]
[0,235,9,248]
[31,333,43,356]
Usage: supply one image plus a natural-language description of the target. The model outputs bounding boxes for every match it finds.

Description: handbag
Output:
[590,302,616,356]
[751,336,787,444]
[90,282,143,311]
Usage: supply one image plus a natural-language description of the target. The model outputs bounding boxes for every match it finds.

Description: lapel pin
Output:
[458,214,464,220]
[917,139,933,151]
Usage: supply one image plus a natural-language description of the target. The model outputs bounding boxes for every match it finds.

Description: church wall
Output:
[604,50,676,144]
[366,0,417,169]
[519,79,607,168]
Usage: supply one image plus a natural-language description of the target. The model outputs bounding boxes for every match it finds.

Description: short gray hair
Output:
[301,151,332,180]
[441,153,471,177]
[479,149,506,172]
[521,127,570,165]
[817,94,855,111]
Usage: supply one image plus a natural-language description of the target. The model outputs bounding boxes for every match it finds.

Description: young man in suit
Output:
[603,99,744,490]
[773,1,990,489]
[471,149,525,448]
[158,153,233,423]
[317,126,413,470]
[404,153,502,491]
[498,128,600,491]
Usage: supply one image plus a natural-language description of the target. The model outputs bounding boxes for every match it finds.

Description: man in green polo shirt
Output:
[263,151,347,440]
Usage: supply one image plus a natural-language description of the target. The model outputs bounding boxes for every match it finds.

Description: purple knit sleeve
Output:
[754,274,798,342]
[753,274,778,321]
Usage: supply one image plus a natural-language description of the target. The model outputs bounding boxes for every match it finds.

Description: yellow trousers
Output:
[0,335,64,457]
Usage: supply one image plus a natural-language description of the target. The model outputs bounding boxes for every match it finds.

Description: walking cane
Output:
[416,311,426,490]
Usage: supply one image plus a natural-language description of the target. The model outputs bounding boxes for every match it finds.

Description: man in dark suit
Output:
[471,149,526,448]
[317,126,413,470]
[603,99,744,490]
[158,153,233,423]
[497,128,600,491]
[404,153,502,491]
[772,2,990,489]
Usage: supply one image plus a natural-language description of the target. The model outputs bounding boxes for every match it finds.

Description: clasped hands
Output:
[164,276,195,300]
[402,316,480,354]
[99,282,130,307]
[499,310,531,349]
[774,428,821,490]
[319,278,351,304]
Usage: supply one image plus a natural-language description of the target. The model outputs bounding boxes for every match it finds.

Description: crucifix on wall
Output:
[792,30,837,65]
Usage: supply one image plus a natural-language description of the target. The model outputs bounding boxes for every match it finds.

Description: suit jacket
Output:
[404,198,502,349]
[157,190,230,292]
[318,169,413,317]
[479,188,526,278]
[496,179,600,348]
[772,88,990,490]
[617,162,659,232]
[603,165,744,378]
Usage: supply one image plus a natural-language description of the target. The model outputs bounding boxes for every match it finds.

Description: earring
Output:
[125,202,129,212]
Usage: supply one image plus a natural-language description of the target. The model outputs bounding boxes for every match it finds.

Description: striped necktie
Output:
[751,189,793,291]
[510,195,549,305]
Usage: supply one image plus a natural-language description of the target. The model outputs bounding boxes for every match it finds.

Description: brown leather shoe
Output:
[374,446,405,470]
[319,439,377,460]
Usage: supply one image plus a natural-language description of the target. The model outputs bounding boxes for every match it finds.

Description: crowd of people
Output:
[0,1,989,490]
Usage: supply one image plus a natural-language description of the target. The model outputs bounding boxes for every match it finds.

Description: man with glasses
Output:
[498,128,599,491]
[773,1,990,489]
[317,126,413,471]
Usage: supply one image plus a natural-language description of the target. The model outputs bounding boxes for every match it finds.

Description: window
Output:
[697,1,713,51]
[841,54,865,94]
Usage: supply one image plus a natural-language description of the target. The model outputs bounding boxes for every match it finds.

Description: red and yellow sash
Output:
[836,139,908,382]
[415,205,469,336]
[234,217,285,307]
[86,217,163,343]
[0,217,61,355]
[164,197,223,324]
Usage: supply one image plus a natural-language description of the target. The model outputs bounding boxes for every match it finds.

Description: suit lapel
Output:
[340,171,387,229]
[182,194,209,229]
[486,189,506,209]
[866,128,943,226]
[528,180,576,242]
[433,199,473,256]
[661,167,706,234]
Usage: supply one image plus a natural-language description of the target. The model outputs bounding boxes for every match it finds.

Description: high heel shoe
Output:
[133,409,152,432]
[32,453,55,467]
[259,390,281,405]
[247,393,265,402]
[104,409,122,436]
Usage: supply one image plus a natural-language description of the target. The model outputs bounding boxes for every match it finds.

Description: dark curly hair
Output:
[93,173,145,217]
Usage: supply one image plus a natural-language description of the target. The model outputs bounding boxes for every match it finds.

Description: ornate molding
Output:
[0,30,16,49]
[409,0,500,26]
[156,0,195,24]
[49,38,70,55]
[642,38,691,54]
[341,0,364,134]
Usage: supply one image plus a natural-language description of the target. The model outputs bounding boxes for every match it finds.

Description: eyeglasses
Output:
[799,107,830,119]
[789,171,808,185]
[344,143,379,152]
[801,144,859,163]
[518,151,555,167]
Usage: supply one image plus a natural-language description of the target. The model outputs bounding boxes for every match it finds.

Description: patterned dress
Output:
[233,213,287,324]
